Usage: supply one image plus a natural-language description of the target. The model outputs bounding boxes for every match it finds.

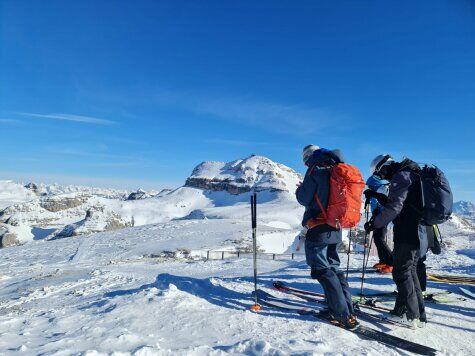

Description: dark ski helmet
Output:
[370,154,394,175]
[302,144,320,165]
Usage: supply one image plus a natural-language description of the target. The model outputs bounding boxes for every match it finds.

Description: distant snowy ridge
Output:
[31,182,128,199]
[453,200,475,225]
[0,180,37,209]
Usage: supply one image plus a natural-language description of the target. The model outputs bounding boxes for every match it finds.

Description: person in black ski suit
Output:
[364,174,393,272]
[296,145,357,329]
[364,156,427,327]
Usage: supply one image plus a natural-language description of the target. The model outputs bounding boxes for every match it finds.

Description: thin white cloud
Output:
[196,99,331,133]
[154,90,342,134]
[16,112,115,125]
[204,138,271,146]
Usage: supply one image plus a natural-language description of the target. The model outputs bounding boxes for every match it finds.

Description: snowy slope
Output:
[0,216,473,355]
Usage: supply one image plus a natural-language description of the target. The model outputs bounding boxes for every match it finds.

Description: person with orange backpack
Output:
[296,145,365,329]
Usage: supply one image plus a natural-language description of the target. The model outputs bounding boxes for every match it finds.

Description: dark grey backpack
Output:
[415,165,453,225]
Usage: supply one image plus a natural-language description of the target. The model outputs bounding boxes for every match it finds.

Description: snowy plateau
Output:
[0,155,473,355]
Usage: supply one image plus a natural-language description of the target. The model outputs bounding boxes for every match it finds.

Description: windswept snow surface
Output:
[0,217,474,355]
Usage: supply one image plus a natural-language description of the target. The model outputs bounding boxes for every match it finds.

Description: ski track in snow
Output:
[0,217,473,356]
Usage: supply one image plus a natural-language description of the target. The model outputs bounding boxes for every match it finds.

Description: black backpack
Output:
[414,165,453,225]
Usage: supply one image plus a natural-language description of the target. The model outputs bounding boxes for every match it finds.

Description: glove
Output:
[295,227,308,252]
[364,220,376,234]
[298,227,308,240]
[363,189,388,205]
[363,189,378,199]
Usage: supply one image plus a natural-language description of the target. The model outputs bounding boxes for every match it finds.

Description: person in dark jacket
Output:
[364,174,393,273]
[364,155,427,328]
[296,145,358,329]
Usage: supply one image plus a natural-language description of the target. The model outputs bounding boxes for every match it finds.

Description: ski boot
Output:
[417,314,427,328]
[386,311,417,330]
[319,309,359,330]
[341,315,359,330]
[378,264,393,274]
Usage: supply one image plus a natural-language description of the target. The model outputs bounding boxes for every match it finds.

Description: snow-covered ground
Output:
[0,155,474,355]
[0,215,473,355]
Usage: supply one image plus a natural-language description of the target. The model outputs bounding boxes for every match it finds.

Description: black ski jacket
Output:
[373,159,428,253]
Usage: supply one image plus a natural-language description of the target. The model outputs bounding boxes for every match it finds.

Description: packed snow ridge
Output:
[0,155,303,248]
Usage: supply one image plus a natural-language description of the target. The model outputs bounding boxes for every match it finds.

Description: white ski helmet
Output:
[370,154,394,174]
[302,144,320,164]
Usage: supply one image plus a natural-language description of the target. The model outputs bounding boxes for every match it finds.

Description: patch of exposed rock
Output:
[50,206,132,239]
[0,199,83,227]
[40,194,91,212]
[126,189,154,200]
[0,223,33,248]
[24,182,41,196]
[177,209,208,220]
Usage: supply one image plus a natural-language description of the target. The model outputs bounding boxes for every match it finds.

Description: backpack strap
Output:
[406,170,426,223]
[314,193,328,221]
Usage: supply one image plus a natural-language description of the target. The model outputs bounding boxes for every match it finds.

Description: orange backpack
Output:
[306,163,365,230]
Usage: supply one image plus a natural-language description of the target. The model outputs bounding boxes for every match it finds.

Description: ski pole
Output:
[359,201,371,301]
[345,228,353,280]
[363,232,374,274]
[250,192,260,312]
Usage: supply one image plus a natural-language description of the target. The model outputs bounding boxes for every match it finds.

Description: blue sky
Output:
[1,0,474,200]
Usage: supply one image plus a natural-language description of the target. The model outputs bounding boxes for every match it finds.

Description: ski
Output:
[255,289,437,356]
[427,274,475,285]
[272,282,412,328]
[459,287,475,300]
[273,281,392,312]
[359,290,466,303]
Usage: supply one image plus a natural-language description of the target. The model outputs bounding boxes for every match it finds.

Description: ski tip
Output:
[298,308,313,315]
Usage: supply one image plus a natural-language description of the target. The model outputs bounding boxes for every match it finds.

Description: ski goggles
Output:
[374,154,393,174]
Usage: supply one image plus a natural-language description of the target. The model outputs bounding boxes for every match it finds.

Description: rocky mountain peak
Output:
[185,155,302,195]
[454,201,475,215]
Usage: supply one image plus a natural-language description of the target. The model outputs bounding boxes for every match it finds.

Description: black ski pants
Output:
[392,243,426,320]
[373,226,393,266]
